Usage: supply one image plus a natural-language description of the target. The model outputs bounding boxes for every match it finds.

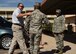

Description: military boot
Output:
[54,49,63,54]
[54,50,59,54]
[58,50,63,54]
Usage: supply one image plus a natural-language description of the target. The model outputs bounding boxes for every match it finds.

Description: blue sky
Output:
[0,0,42,7]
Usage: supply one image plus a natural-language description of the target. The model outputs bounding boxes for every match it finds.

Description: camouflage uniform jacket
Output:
[27,9,50,33]
[52,15,65,33]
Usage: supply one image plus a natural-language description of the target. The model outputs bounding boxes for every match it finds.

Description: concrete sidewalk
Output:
[40,34,76,54]
[0,34,76,54]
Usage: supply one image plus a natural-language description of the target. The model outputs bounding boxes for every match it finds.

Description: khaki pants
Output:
[8,24,29,54]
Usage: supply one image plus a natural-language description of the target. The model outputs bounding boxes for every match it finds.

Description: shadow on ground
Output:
[40,45,71,54]
[42,30,76,44]
[18,45,71,54]
[64,30,76,44]
[17,43,71,54]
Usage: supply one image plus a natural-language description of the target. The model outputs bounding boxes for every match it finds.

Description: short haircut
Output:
[17,3,23,7]
[34,2,41,9]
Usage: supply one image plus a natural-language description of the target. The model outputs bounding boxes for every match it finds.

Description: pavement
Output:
[40,33,76,54]
[0,33,76,54]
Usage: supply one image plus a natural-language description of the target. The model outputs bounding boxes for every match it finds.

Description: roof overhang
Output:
[0,7,34,11]
[41,0,76,15]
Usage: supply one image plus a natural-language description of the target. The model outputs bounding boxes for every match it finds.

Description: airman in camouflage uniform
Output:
[27,3,50,54]
[52,9,65,54]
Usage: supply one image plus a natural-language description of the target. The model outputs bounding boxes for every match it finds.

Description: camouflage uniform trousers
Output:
[8,24,29,54]
[54,33,64,51]
[29,33,41,54]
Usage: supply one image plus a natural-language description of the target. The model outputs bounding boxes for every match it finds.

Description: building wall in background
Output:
[0,7,76,32]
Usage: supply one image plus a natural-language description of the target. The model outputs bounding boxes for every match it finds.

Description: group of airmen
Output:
[8,2,65,54]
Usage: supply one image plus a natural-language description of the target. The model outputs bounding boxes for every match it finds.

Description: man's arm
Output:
[43,15,50,25]
[17,12,31,18]
[62,16,65,31]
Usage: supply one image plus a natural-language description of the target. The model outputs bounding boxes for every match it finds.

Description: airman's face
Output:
[56,12,60,16]
[56,9,61,16]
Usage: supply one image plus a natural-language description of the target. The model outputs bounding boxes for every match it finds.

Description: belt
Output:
[13,23,22,26]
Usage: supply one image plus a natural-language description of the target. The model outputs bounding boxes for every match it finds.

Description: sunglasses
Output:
[20,6,24,8]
